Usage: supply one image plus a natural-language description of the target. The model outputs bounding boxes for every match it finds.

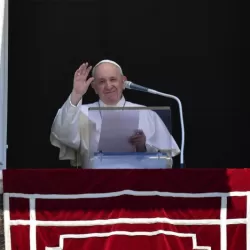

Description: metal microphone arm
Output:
[147,88,185,168]
[125,81,185,168]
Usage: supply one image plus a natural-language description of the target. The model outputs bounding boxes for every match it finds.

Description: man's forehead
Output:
[95,74,118,80]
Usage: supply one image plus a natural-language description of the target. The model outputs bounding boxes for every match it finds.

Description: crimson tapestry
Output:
[2,169,250,250]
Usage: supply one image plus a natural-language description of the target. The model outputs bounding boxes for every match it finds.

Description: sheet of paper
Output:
[98,109,139,152]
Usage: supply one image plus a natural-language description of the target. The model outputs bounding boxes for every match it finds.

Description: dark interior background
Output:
[7,0,245,169]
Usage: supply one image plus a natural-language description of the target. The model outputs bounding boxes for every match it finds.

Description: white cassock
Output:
[50,95,180,168]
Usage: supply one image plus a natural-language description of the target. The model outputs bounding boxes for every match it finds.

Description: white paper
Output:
[98,109,139,152]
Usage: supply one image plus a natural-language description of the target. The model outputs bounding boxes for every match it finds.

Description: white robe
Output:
[50,95,180,168]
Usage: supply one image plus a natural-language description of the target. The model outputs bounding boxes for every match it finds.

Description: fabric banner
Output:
[3,169,250,250]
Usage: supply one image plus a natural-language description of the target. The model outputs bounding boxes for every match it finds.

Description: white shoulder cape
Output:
[50,96,180,167]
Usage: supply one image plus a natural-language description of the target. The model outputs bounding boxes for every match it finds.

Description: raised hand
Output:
[71,62,94,105]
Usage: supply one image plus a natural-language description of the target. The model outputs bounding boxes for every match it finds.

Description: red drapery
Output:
[3,169,250,250]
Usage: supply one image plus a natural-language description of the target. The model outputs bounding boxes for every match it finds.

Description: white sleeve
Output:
[151,113,180,157]
[50,94,88,163]
[142,110,180,157]
[145,143,160,153]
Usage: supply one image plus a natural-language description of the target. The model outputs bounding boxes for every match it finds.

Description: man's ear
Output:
[91,81,98,94]
[91,80,94,88]
[122,76,127,89]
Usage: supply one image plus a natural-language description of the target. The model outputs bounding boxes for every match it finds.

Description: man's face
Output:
[92,63,126,105]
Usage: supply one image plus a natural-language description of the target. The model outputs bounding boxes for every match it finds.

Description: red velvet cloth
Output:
[3,169,249,250]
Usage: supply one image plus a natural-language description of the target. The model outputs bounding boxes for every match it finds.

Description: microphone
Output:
[125,81,149,92]
[125,80,185,168]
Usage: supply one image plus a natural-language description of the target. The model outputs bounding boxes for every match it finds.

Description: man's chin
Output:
[104,91,116,96]
[103,94,119,104]
[105,92,117,99]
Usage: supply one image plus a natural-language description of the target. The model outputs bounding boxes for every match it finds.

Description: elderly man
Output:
[50,60,180,168]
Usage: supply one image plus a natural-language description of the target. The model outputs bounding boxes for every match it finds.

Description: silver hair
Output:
[91,59,124,77]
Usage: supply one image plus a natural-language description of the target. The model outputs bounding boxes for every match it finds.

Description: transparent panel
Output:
[87,106,174,169]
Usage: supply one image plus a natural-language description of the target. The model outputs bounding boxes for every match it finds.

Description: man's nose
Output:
[105,81,113,89]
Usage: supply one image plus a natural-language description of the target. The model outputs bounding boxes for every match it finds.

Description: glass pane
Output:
[87,106,174,169]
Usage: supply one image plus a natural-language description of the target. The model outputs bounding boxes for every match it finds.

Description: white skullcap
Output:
[92,59,123,76]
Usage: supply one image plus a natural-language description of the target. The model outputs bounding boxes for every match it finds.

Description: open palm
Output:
[73,62,94,96]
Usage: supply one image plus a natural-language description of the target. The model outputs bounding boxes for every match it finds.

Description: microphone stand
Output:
[148,89,185,169]
[125,81,185,168]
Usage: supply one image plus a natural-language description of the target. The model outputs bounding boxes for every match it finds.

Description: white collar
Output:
[99,96,126,107]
